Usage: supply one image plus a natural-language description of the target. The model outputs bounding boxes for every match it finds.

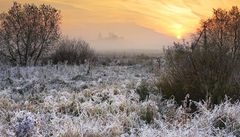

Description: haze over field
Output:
[1,0,240,51]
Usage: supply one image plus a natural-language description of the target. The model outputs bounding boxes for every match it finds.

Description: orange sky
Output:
[1,0,240,51]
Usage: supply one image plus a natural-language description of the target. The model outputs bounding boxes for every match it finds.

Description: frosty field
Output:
[0,64,240,137]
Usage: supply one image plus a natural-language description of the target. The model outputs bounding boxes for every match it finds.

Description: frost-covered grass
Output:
[0,64,240,137]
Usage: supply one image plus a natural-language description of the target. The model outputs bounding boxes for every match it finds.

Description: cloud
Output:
[1,0,240,42]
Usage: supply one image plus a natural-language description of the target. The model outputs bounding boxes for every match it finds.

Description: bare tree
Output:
[0,2,61,66]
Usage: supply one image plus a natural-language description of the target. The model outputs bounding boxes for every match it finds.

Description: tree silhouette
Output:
[0,2,61,66]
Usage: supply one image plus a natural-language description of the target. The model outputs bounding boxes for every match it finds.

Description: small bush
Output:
[58,98,81,116]
[140,104,155,124]
[11,111,36,137]
[51,38,95,65]
[136,81,160,102]
[136,81,150,101]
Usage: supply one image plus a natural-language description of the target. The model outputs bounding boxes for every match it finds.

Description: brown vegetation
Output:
[158,6,240,105]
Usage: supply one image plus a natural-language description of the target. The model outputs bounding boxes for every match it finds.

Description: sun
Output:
[172,23,183,39]
[177,34,181,39]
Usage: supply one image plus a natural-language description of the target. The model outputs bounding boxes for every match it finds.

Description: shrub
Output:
[136,81,150,101]
[136,81,160,101]
[58,97,81,116]
[12,111,36,137]
[52,38,95,65]
[140,104,155,124]
[158,42,240,105]
[158,7,240,105]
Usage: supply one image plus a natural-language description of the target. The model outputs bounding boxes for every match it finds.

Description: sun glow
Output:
[177,34,181,39]
[172,23,183,39]
[1,0,239,41]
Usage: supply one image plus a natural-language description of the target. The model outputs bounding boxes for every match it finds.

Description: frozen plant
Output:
[11,111,37,137]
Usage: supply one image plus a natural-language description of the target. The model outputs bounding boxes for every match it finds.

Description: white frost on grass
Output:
[0,64,239,137]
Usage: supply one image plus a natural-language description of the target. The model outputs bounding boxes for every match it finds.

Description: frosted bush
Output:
[11,111,37,137]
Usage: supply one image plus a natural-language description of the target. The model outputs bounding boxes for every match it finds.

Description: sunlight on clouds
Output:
[1,0,240,39]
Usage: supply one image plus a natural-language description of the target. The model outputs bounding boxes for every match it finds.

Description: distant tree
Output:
[0,2,61,66]
[159,6,240,105]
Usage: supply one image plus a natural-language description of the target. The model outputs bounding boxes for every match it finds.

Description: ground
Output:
[0,64,240,137]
